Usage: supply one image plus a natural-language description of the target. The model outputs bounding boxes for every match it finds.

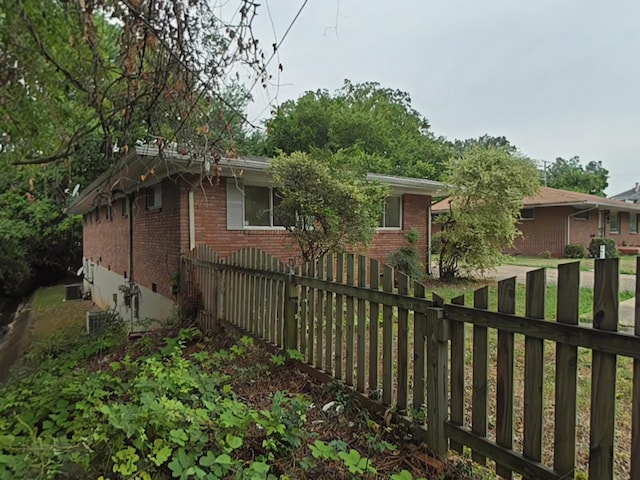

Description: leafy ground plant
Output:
[0,292,483,479]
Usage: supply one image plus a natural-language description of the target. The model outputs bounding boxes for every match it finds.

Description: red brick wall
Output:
[82,175,431,301]
[83,178,184,298]
[190,177,430,266]
[131,178,183,297]
[607,211,640,247]
[83,200,129,276]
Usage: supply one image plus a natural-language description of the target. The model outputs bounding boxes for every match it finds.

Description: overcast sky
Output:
[243,0,640,196]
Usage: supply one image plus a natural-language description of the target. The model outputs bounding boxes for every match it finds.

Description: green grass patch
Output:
[29,285,94,344]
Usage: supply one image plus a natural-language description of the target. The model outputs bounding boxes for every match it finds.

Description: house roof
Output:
[67,145,448,215]
[432,186,640,213]
[610,183,640,203]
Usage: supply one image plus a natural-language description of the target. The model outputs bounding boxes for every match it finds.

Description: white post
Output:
[600,244,606,259]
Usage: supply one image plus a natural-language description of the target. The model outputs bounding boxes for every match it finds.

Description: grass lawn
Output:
[502,254,639,275]
[30,284,95,343]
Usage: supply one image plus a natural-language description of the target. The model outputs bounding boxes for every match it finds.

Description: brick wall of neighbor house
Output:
[190,178,429,266]
[608,211,640,247]
[506,206,601,257]
[83,200,130,278]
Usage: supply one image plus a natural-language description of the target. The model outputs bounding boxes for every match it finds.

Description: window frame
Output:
[146,184,163,211]
[609,212,620,234]
[243,184,286,230]
[573,209,589,221]
[520,208,535,220]
[630,213,638,234]
[378,195,403,230]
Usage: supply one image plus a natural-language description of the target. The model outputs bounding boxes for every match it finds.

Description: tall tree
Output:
[451,134,517,159]
[0,0,267,167]
[270,151,388,262]
[263,80,452,180]
[544,156,609,196]
[434,146,541,280]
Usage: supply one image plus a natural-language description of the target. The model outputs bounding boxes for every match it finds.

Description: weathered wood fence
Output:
[181,245,640,480]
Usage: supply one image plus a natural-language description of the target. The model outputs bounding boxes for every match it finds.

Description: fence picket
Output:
[316,257,325,370]
[346,254,355,387]
[472,286,489,465]
[589,258,619,479]
[325,254,334,374]
[524,268,545,466]
[412,280,427,420]
[496,277,516,480]
[450,294,465,453]
[554,262,579,477]
[335,254,344,380]
[307,260,316,364]
[300,262,308,355]
[382,264,394,406]
[426,304,448,458]
[369,259,380,394]
[357,255,368,393]
[397,271,409,413]
[632,257,640,480]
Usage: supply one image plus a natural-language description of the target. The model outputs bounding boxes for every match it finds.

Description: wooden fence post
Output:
[589,257,619,479]
[283,270,298,351]
[426,305,449,459]
[632,256,640,480]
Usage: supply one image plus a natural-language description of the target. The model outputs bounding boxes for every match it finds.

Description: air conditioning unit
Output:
[86,310,117,335]
[65,283,83,301]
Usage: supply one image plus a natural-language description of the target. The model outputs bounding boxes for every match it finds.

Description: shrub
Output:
[387,229,425,281]
[540,251,552,259]
[588,238,619,258]
[564,243,587,259]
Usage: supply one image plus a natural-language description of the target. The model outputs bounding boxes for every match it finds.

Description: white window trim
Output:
[243,185,286,230]
[377,195,403,230]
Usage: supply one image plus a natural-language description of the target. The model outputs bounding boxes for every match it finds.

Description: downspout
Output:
[567,206,599,245]
[128,193,134,283]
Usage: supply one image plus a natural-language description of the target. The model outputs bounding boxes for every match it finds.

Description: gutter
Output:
[567,206,599,246]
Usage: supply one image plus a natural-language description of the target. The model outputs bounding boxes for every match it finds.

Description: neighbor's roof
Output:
[432,186,640,213]
[610,183,640,203]
[67,145,448,215]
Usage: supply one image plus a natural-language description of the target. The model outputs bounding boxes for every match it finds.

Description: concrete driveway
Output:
[486,265,638,329]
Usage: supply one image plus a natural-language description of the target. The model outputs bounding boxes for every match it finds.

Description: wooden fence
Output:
[181,245,640,480]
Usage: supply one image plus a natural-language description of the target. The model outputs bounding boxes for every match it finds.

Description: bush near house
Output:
[564,243,587,259]
[588,238,619,258]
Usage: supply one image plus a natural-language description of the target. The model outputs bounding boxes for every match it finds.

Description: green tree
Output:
[544,156,609,196]
[269,151,388,262]
[264,80,452,180]
[452,134,517,159]
[0,0,265,167]
[434,146,541,280]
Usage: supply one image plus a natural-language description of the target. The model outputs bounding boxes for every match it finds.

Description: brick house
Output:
[432,186,640,258]
[68,145,446,324]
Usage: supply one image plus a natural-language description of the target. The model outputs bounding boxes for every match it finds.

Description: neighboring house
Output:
[432,186,640,258]
[610,183,640,204]
[68,145,446,325]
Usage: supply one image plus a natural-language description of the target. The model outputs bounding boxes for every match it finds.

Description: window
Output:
[520,208,535,220]
[146,184,162,210]
[609,212,620,233]
[574,209,589,221]
[379,196,402,228]
[630,213,638,234]
[243,185,284,227]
